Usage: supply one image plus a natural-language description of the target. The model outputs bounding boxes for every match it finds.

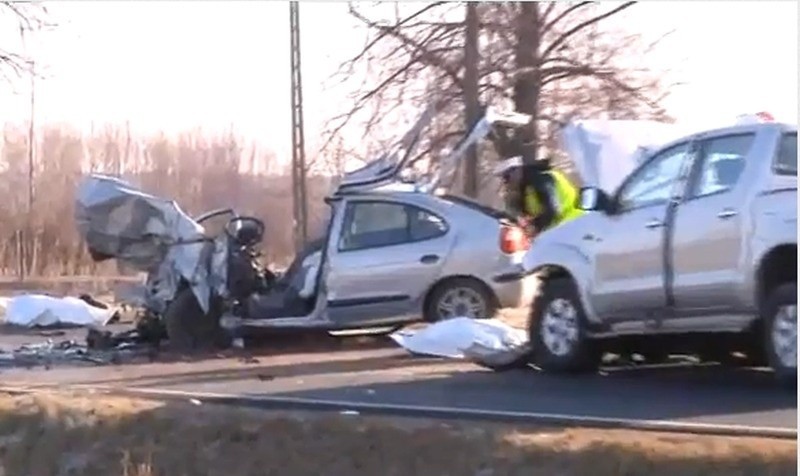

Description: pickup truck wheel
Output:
[529,278,600,373]
[763,282,797,387]
[165,288,230,352]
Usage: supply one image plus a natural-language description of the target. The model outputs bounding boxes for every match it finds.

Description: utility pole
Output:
[289,1,308,252]
[19,24,36,280]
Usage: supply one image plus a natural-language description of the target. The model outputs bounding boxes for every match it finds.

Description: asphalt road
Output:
[1,328,796,434]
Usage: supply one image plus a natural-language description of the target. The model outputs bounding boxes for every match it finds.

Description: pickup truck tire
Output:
[763,282,797,387]
[529,278,600,374]
[164,287,230,353]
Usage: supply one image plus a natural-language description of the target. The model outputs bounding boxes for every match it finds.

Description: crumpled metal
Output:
[74,174,230,314]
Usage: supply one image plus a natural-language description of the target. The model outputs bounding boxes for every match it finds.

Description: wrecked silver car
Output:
[75,102,538,350]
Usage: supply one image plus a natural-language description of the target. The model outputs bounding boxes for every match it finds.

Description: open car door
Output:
[335,101,441,194]
[335,100,533,195]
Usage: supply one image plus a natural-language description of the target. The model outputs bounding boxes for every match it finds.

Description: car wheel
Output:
[763,282,797,387]
[529,278,600,374]
[165,287,230,352]
[424,278,498,322]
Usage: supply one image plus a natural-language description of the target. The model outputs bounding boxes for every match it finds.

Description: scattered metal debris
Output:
[0,324,160,370]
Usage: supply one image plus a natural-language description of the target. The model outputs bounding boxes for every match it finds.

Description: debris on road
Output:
[0,324,158,369]
[2,338,113,368]
[0,293,119,328]
[389,317,532,370]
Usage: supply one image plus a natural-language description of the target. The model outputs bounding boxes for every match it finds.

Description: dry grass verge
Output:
[0,391,795,476]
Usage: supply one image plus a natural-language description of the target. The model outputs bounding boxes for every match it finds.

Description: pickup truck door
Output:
[668,132,758,320]
[589,141,693,323]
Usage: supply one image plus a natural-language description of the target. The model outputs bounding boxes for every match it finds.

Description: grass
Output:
[0,390,795,476]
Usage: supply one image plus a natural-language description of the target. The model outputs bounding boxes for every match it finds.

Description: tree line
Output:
[0,125,333,277]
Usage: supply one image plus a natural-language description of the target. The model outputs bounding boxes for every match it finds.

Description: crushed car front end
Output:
[74,174,231,315]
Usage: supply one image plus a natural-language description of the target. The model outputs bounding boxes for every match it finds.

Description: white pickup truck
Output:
[523,119,797,385]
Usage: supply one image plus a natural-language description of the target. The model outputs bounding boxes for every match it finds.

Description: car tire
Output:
[529,278,600,374]
[424,277,498,322]
[164,287,230,352]
[762,282,797,387]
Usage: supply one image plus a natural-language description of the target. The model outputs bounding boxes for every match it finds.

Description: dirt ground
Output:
[0,390,795,476]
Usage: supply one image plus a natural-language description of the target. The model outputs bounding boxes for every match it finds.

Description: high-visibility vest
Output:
[522,169,584,230]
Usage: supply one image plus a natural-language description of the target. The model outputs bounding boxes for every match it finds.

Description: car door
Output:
[588,141,694,323]
[668,132,757,321]
[325,198,451,326]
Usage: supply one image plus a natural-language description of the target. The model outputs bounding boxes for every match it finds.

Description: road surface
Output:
[0,327,795,435]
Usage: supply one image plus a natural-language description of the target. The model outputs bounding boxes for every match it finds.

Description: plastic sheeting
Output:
[0,294,116,328]
[390,317,531,368]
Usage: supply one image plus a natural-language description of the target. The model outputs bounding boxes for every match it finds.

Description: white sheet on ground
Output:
[389,317,531,367]
[1,294,116,328]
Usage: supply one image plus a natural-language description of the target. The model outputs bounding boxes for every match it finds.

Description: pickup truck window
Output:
[689,133,754,199]
[616,142,690,211]
[774,133,797,176]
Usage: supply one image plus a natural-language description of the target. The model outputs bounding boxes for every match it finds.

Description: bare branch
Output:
[540,2,636,62]
[349,5,464,89]
[341,2,446,70]
[327,0,673,177]
[540,1,593,39]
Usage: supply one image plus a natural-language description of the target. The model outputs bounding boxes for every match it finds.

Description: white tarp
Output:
[390,317,531,368]
[0,294,116,328]
[562,119,697,194]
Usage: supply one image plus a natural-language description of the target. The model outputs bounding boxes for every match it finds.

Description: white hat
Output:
[493,156,523,176]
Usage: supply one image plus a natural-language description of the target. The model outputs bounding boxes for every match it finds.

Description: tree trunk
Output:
[513,2,541,164]
[463,2,480,198]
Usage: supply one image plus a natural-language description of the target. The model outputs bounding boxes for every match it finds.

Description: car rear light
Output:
[500,225,530,254]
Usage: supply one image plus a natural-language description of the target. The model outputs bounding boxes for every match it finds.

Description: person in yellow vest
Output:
[493,155,584,237]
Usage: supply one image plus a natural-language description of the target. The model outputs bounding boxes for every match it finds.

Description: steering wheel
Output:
[224,216,265,247]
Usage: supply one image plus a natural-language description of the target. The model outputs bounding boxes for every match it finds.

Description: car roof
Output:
[669,122,793,144]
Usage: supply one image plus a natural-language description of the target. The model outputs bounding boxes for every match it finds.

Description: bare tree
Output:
[324,1,676,185]
[0,1,51,82]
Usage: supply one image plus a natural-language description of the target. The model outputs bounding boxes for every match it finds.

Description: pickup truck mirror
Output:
[578,187,611,212]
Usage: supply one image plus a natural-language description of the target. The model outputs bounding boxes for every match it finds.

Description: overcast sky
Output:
[0,1,797,161]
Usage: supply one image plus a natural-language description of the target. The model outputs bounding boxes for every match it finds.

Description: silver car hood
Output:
[74,174,227,313]
[562,119,695,194]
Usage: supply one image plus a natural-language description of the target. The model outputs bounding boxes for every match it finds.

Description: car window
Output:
[774,133,797,176]
[616,142,690,211]
[339,202,447,251]
[690,133,754,198]
[409,208,448,241]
